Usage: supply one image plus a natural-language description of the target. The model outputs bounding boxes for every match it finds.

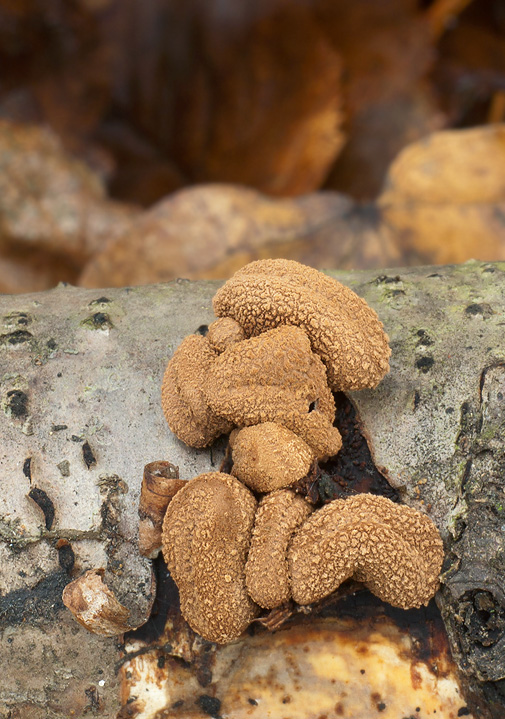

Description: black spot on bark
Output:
[51,424,68,432]
[28,487,55,529]
[415,356,435,373]
[416,329,433,346]
[413,391,421,409]
[84,312,113,330]
[90,297,111,305]
[0,570,67,627]
[46,338,57,349]
[375,275,401,284]
[1,329,33,345]
[196,695,221,718]
[56,540,75,574]
[82,441,96,469]
[6,389,28,418]
[465,303,494,318]
[23,457,32,481]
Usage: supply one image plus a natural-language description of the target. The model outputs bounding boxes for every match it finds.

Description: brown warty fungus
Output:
[161,472,259,644]
[246,489,313,609]
[161,333,232,447]
[207,317,245,352]
[230,423,314,492]
[62,568,132,637]
[213,258,391,391]
[288,494,444,609]
[142,259,441,646]
[206,325,342,459]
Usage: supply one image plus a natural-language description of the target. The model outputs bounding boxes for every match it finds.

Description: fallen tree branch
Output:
[0,260,504,717]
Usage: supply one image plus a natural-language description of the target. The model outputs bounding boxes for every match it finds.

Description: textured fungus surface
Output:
[213,258,391,391]
[246,489,313,609]
[207,317,245,353]
[161,472,259,643]
[161,333,232,447]
[207,325,342,458]
[289,493,443,608]
[231,423,315,492]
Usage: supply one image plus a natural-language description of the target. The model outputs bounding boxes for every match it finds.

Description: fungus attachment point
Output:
[162,472,259,643]
[289,494,444,609]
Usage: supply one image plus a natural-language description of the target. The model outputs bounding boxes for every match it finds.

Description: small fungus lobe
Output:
[246,489,312,608]
[207,317,245,353]
[161,334,232,447]
[289,493,443,609]
[231,423,314,492]
[162,472,259,643]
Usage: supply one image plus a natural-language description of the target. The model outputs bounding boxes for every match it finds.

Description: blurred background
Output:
[1,0,505,293]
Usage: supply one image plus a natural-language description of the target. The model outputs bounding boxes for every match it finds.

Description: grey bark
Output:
[0,261,504,717]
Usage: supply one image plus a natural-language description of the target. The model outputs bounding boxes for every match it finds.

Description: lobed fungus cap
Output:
[161,333,233,447]
[213,259,391,391]
[246,489,312,609]
[289,493,444,609]
[206,325,342,458]
[231,423,315,492]
[207,317,245,353]
[161,472,259,644]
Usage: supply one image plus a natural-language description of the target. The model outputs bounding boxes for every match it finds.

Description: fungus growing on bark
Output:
[246,489,313,608]
[213,258,391,391]
[230,423,314,492]
[206,325,342,459]
[207,317,245,353]
[161,333,232,447]
[289,493,444,609]
[161,472,259,643]
[62,568,132,636]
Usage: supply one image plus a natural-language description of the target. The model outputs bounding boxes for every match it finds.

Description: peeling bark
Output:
[1,261,504,717]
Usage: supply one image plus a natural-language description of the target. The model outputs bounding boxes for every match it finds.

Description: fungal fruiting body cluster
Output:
[154,259,444,644]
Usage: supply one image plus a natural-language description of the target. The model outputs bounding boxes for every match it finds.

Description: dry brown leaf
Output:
[0,1,345,200]
[0,120,139,292]
[320,0,444,199]
[114,0,345,196]
[79,184,401,288]
[378,125,505,264]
